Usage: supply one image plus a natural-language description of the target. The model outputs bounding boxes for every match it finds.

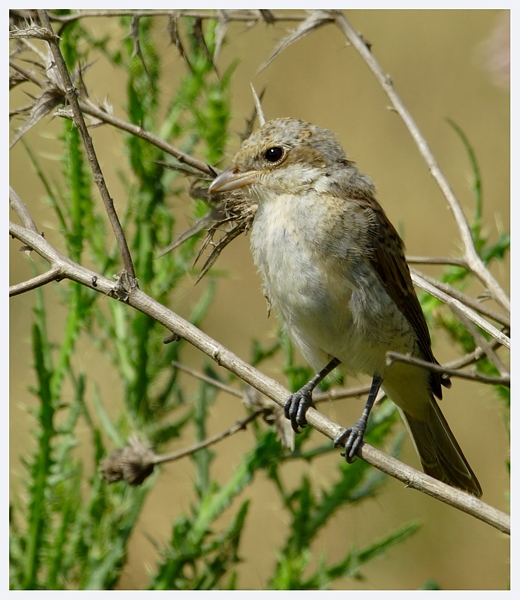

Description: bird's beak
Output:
[208,168,259,194]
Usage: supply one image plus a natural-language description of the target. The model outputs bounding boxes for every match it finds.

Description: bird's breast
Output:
[249,191,417,376]
[250,191,350,314]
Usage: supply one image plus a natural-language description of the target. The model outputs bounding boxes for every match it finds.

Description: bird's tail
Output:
[400,400,482,497]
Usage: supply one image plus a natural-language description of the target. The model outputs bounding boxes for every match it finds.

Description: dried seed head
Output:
[100,436,156,486]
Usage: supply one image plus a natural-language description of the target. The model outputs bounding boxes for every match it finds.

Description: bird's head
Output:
[208,118,351,199]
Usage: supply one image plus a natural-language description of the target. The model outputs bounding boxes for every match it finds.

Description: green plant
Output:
[10,9,509,590]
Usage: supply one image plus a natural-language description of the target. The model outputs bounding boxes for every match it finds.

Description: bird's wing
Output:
[361,197,446,398]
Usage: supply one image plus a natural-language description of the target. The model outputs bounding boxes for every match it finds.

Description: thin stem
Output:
[444,339,506,371]
[37,10,137,282]
[42,9,312,24]
[411,271,510,349]
[171,360,242,398]
[314,383,372,403]
[386,352,509,387]
[406,255,469,268]
[450,306,510,378]
[79,100,217,177]
[10,186,39,233]
[10,268,62,297]
[9,58,44,88]
[152,410,265,465]
[411,268,510,328]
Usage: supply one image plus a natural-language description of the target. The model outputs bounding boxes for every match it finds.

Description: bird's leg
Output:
[334,374,383,462]
[284,357,341,433]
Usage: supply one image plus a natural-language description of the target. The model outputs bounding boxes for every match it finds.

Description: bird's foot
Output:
[334,417,368,463]
[284,383,315,433]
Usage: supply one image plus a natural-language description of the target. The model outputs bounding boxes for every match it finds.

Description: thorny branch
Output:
[78,100,217,178]
[36,10,137,282]
[332,10,510,313]
[10,9,509,533]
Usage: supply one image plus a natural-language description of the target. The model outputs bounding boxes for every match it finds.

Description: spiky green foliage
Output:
[10,12,507,592]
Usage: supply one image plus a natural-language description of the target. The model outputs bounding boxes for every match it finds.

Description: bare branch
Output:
[172,359,377,407]
[333,11,510,313]
[10,86,64,149]
[411,271,510,349]
[411,268,510,328]
[167,12,194,74]
[192,17,218,76]
[78,100,217,177]
[450,306,510,378]
[37,10,137,282]
[406,255,469,269]
[445,338,507,372]
[213,11,229,63]
[153,410,264,466]
[102,409,266,485]
[42,9,309,25]
[171,360,242,398]
[9,57,44,87]
[9,24,57,41]
[128,16,151,83]
[386,352,509,387]
[9,267,62,297]
[10,221,117,297]
[10,186,39,233]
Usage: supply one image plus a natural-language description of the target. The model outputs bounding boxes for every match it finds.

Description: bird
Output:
[208,117,482,497]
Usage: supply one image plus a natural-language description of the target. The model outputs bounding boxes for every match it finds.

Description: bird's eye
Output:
[264,147,284,163]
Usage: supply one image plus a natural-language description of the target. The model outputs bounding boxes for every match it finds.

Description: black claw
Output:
[334,418,368,463]
[284,386,315,433]
[283,396,299,433]
[283,358,342,434]
[334,374,382,462]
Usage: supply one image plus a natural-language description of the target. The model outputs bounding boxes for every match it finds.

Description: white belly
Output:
[249,195,417,379]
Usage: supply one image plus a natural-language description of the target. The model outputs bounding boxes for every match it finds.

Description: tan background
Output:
[10,10,509,590]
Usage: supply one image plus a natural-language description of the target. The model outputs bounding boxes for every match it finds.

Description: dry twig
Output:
[37,10,137,283]
[333,10,509,313]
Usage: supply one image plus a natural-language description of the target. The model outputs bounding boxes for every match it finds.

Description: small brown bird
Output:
[209,117,482,497]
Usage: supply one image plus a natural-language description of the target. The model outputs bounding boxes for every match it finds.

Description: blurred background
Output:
[10,10,510,590]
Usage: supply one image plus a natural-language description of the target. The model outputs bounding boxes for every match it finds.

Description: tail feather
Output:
[401,401,482,497]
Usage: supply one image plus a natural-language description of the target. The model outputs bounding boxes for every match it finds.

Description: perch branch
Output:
[9,220,510,535]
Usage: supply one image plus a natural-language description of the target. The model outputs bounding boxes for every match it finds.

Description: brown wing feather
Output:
[362,197,446,399]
